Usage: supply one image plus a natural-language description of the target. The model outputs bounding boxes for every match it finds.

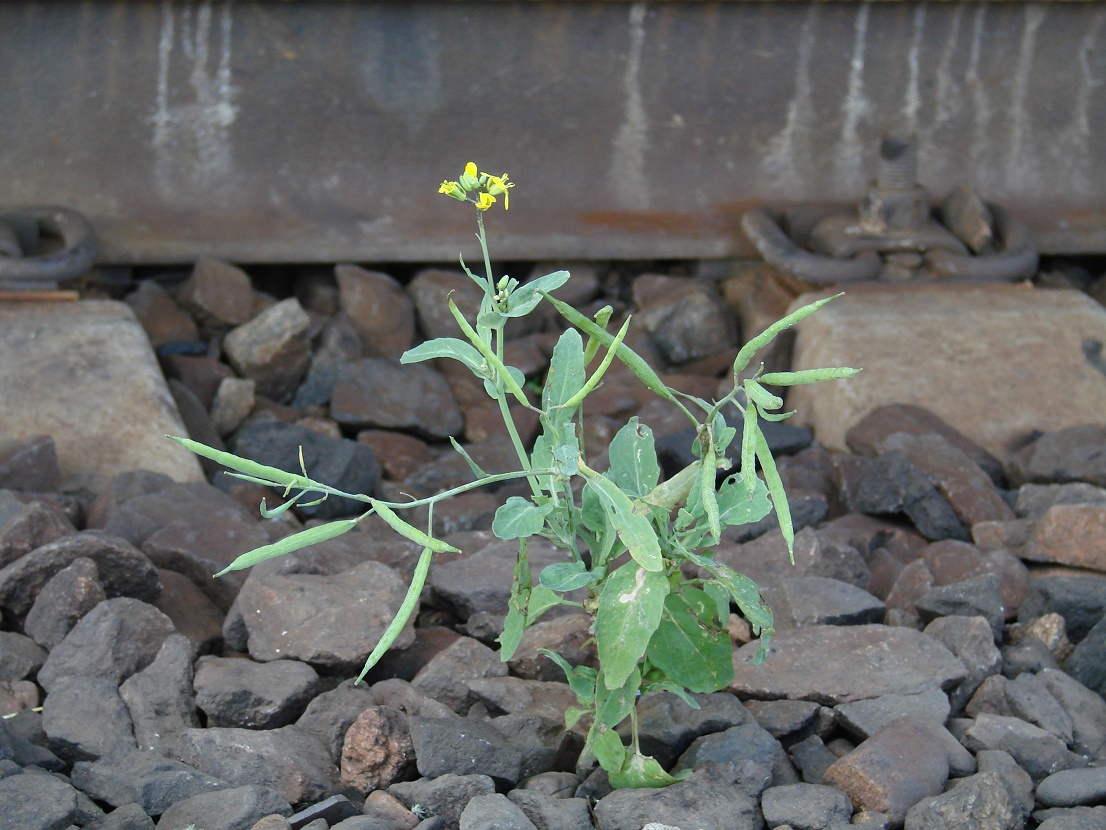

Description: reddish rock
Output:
[0,679,38,716]
[408,268,485,341]
[883,558,935,623]
[331,358,463,440]
[1023,503,1106,573]
[357,430,433,481]
[0,500,77,569]
[822,718,951,827]
[160,354,236,409]
[509,613,598,682]
[125,281,199,348]
[336,265,415,358]
[177,258,255,330]
[152,568,225,655]
[340,706,415,792]
[223,298,312,403]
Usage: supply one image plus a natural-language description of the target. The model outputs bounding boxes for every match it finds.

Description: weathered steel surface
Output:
[2,2,1104,263]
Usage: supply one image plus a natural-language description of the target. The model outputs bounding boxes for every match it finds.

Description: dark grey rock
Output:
[854,450,969,541]
[233,421,380,518]
[760,782,852,830]
[409,716,523,785]
[1003,636,1062,678]
[0,631,47,681]
[1037,767,1106,808]
[331,358,463,441]
[1034,806,1106,830]
[903,771,1019,830]
[922,615,1002,713]
[731,625,967,705]
[154,784,292,830]
[23,556,106,649]
[491,712,576,780]
[411,637,507,714]
[507,790,593,830]
[1015,482,1106,518]
[962,714,1085,782]
[916,573,1006,642]
[1038,668,1106,756]
[672,722,781,776]
[1018,575,1106,643]
[459,793,538,830]
[771,576,885,629]
[834,688,951,740]
[37,597,176,692]
[0,770,80,830]
[634,276,736,365]
[593,762,763,830]
[0,434,62,492]
[291,793,363,827]
[295,678,379,763]
[172,725,338,805]
[1010,423,1106,488]
[233,560,413,672]
[976,750,1034,824]
[119,633,198,755]
[0,499,75,569]
[85,802,155,830]
[0,714,65,770]
[42,676,135,762]
[788,735,838,785]
[629,691,751,769]
[100,481,253,548]
[388,773,496,830]
[0,531,160,617]
[71,748,230,815]
[743,699,825,741]
[195,656,318,729]
[1003,672,1075,745]
[1063,614,1106,696]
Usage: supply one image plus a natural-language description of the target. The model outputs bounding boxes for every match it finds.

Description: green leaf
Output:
[551,429,580,477]
[704,582,732,624]
[447,298,530,407]
[594,666,640,731]
[642,461,701,510]
[526,585,566,624]
[214,518,359,576]
[564,707,588,731]
[370,501,460,553]
[608,752,690,789]
[542,292,679,405]
[356,545,432,681]
[595,562,670,689]
[539,649,597,705]
[699,442,721,544]
[646,589,734,694]
[732,293,843,377]
[711,564,774,633]
[607,417,660,498]
[539,561,595,592]
[591,726,627,773]
[759,367,861,385]
[755,431,794,562]
[483,366,526,399]
[715,473,772,528]
[498,539,532,661]
[578,461,662,572]
[640,679,701,710]
[401,338,487,378]
[492,496,553,540]
[506,269,570,317]
[543,329,586,433]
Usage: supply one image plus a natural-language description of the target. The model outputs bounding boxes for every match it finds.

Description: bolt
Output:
[877,134,917,190]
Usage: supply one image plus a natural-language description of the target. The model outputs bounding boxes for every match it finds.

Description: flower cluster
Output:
[439,162,514,211]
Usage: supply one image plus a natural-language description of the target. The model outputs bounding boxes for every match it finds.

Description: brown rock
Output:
[125,281,199,348]
[0,679,38,716]
[223,298,312,403]
[408,268,485,341]
[340,706,415,792]
[823,718,951,828]
[152,568,225,655]
[730,625,966,705]
[883,559,935,624]
[331,358,463,439]
[509,613,598,682]
[177,258,255,330]
[0,435,62,494]
[920,540,1030,620]
[0,500,76,569]
[161,354,236,409]
[357,430,433,482]
[210,377,256,437]
[1023,503,1106,573]
[336,265,415,358]
[633,274,737,365]
[786,285,1106,457]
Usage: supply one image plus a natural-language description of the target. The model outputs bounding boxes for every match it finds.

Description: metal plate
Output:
[2,2,1104,263]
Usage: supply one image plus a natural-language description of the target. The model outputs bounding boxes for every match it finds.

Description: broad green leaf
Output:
[716,473,772,528]
[643,461,701,510]
[400,338,487,378]
[578,462,662,572]
[498,539,532,661]
[594,666,640,731]
[744,379,783,411]
[531,433,553,472]
[704,581,731,625]
[542,292,679,405]
[543,329,586,433]
[755,431,794,562]
[214,518,358,576]
[506,269,570,317]
[370,501,460,553]
[539,561,595,592]
[607,417,660,498]
[759,367,861,386]
[526,585,566,623]
[580,483,606,534]
[561,316,632,410]
[492,496,553,540]
[711,564,774,633]
[732,293,843,377]
[356,545,432,681]
[595,562,670,689]
[538,649,597,705]
[477,308,507,329]
[551,428,580,477]
[608,752,690,789]
[483,366,526,399]
[169,436,309,491]
[647,589,734,694]
[591,726,627,773]
[564,707,588,731]
[640,680,701,710]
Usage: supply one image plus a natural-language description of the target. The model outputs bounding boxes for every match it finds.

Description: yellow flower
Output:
[438,180,466,201]
[474,192,497,211]
[484,173,514,210]
[459,162,481,192]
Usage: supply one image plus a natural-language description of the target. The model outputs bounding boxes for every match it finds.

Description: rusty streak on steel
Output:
[2,1,1105,264]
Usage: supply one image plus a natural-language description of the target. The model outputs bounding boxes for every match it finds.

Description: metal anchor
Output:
[742,135,1038,285]
[0,207,97,289]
